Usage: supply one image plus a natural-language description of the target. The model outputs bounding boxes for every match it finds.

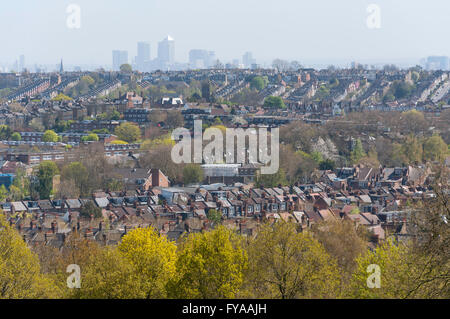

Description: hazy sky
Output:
[1,0,449,67]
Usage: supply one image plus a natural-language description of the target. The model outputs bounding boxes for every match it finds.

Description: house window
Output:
[255,204,261,212]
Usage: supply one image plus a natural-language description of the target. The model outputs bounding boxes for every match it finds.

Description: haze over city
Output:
[1,0,450,70]
[1,0,450,306]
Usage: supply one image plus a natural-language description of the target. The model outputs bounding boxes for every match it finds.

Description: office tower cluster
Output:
[113,36,178,72]
[112,36,259,72]
[189,50,216,69]
[425,56,450,71]
[112,50,129,71]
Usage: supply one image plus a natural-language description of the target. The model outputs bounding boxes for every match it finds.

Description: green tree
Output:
[390,81,416,100]
[168,226,248,299]
[36,161,59,199]
[349,239,417,298]
[319,159,336,170]
[0,185,7,202]
[315,85,331,100]
[0,125,11,140]
[244,222,340,298]
[42,130,59,142]
[313,220,368,292]
[263,96,286,109]
[329,78,340,88]
[51,93,72,101]
[69,246,139,299]
[250,76,267,91]
[80,75,95,86]
[206,208,222,225]
[115,122,141,143]
[350,139,366,164]
[0,215,59,298]
[29,118,45,132]
[10,132,21,141]
[407,180,450,298]
[401,110,427,134]
[79,201,102,219]
[110,110,121,120]
[358,148,381,168]
[118,227,177,299]
[81,133,99,142]
[423,134,448,162]
[62,162,89,196]
[311,151,324,163]
[9,168,29,200]
[401,135,423,164]
[256,168,288,188]
[182,164,204,185]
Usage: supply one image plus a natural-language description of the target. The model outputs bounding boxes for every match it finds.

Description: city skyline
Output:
[1,0,450,68]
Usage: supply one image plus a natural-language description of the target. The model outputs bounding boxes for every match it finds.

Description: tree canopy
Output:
[182,164,204,185]
[0,215,59,298]
[263,96,286,109]
[168,226,247,299]
[115,122,141,143]
[42,130,59,143]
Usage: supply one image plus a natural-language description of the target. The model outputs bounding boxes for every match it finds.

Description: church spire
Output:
[60,59,64,73]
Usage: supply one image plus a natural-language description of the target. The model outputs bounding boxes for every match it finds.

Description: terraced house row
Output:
[2,162,439,248]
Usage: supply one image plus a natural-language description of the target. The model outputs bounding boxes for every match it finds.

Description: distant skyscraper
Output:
[136,42,151,71]
[426,56,449,70]
[19,55,25,72]
[112,50,129,71]
[208,51,216,67]
[243,52,255,68]
[158,35,175,67]
[189,49,215,69]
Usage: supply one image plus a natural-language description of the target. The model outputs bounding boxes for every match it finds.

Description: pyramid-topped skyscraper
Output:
[158,35,175,67]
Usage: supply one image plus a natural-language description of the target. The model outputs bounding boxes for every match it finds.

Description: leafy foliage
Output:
[42,130,59,142]
[118,227,177,298]
[36,161,59,199]
[182,164,204,185]
[168,226,247,299]
[0,215,59,298]
[244,222,340,298]
[263,96,286,109]
[115,122,141,143]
